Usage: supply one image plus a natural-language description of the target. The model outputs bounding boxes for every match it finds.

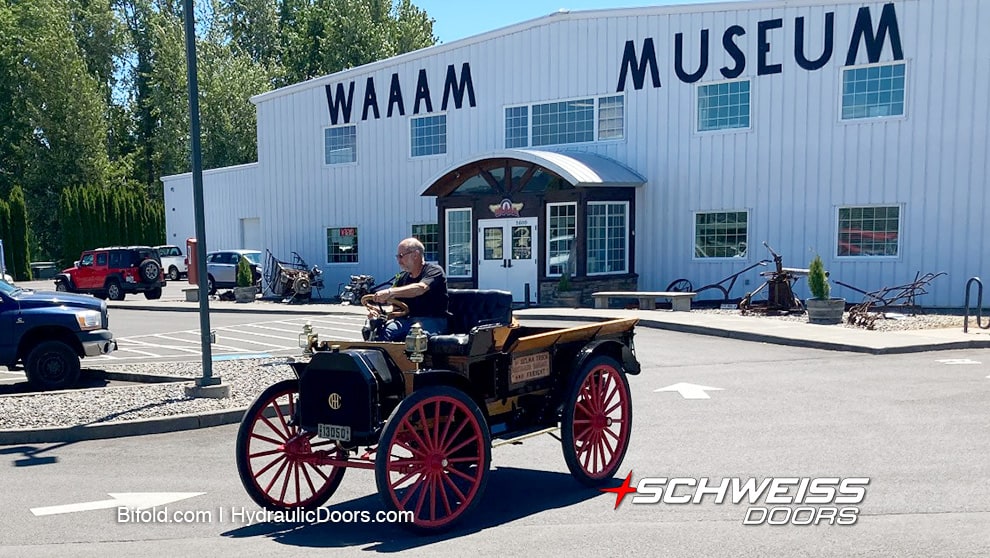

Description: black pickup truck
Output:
[0,280,117,390]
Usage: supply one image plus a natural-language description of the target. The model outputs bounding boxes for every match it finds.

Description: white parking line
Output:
[93,316,368,363]
[216,325,300,341]
[113,346,162,357]
[203,335,290,350]
[125,336,200,354]
[238,323,310,336]
[153,333,252,352]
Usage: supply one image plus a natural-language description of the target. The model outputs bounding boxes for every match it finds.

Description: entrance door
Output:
[477,217,538,303]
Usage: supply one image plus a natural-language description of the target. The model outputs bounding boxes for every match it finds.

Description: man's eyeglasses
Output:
[395,250,416,260]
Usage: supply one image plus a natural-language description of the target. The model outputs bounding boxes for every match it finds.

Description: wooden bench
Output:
[591,291,697,311]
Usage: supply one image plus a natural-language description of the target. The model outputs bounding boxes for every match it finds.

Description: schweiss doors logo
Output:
[602,473,870,525]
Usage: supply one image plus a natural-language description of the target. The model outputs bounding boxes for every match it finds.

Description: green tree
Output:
[0,199,10,276]
[7,186,32,280]
[217,0,282,68]
[808,254,830,300]
[0,0,110,259]
[59,189,81,265]
[197,42,271,169]
[281,0,436,84]
[236,254,253,287]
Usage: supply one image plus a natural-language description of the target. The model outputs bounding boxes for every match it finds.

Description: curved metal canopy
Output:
[421,149,645,197]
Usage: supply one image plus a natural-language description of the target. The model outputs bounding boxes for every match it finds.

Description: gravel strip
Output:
[694,309,967,332]
[0,358,296,431]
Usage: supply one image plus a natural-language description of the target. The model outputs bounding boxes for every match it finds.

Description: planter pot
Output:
[234,286,257,303]
[806,298,846,325]
[556,291,582,308]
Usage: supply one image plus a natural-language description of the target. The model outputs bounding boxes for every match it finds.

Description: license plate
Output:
[318,423,351,442]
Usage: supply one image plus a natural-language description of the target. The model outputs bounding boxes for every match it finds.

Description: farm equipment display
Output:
[738,242,807,314]
[837,271,946,328]
[337,274,393,305]
[263,250,324,303]
[236,289,640,532]
[665,259,771,303]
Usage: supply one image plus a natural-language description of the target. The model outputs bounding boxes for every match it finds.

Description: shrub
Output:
[236,256,253,288]
[808,254,830,300]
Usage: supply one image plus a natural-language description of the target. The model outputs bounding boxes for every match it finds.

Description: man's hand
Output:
[373,288,392,304]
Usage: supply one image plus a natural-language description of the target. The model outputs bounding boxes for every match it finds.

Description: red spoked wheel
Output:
[375,386,491,533]
[236,379,346,511]
[561,356,633,486]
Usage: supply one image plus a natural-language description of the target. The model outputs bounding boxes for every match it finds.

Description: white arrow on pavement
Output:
[31,492,205,516]
[654,383,724,399]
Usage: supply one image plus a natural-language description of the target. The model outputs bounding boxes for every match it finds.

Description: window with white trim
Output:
[504,94,624,148]
[694,211,749,258]
[697,79,751,132]
[445,208,471,277]
[504,105,528,148]
[412,223,439,262]
[546,203,576,276]
[837,205,900,257]
[586,202,628,274]
[324,125,356,164]
[533,100,594,146]
[841,62,906,120]
[411,115,446,157]
[597,95,624,140]
[326,227,358,263]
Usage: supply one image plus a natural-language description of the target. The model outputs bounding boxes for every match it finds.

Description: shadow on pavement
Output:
[0,370,116,396]
[221,466,609,551]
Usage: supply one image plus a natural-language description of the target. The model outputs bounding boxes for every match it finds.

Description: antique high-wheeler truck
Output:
[236,289,640,532]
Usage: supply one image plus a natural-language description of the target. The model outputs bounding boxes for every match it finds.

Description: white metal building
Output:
[162,0,990,307]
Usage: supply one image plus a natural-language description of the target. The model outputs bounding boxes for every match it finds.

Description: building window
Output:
[532,99,595,146]
[598,96,624,140]
[324,125,356,164]
[412,223,439,262]
[841,62,906,120]
[547,203,576,276]
[326,227,358,263]
[411,114,446,157]
[504,106,529,148]
[505,95,625,147]
[837,206,900,257]
[697,79,751,132]
[445,208,471,277]
[694,211,749,258]
[586,202,628,275]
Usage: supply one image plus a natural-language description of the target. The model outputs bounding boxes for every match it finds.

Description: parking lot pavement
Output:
[99,314,367,363]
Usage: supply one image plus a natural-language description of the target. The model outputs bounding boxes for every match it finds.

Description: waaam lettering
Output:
[617,2,904,91]
[326,62,476,125]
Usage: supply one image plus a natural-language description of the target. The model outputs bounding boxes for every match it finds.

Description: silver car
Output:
[205,250,261,294]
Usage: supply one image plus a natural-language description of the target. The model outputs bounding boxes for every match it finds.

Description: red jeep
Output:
[54,246,166,300]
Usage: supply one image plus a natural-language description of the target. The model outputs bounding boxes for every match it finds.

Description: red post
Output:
[186,238,198,285]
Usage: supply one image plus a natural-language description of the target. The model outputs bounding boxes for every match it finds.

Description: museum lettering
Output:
[325,62,476,125]
[617,2,904,91]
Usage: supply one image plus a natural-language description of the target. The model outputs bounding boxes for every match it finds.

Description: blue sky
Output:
[413,0,734,44]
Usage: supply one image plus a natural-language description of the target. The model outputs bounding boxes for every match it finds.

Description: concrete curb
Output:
[518,313,990,355]
[0,408,247,445]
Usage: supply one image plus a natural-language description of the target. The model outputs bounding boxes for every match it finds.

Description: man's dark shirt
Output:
[394,262,448,318]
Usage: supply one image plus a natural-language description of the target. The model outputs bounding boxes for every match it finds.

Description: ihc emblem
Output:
[328,393,342,410]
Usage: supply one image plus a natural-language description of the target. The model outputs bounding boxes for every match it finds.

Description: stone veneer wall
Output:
[539,274,638,307]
